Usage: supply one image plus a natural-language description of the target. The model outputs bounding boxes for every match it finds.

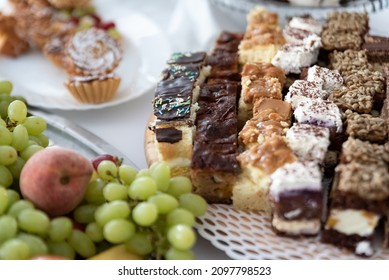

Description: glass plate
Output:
[28,107,137,168]
[0,0,171,110]
[210,0,389,20]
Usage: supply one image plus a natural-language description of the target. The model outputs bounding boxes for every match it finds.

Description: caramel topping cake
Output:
[238,7,285,64]
[239,99,292,148]
[0,13,30,57]
[233,136,297,213]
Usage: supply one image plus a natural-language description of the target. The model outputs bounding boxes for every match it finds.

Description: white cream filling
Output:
[325,209,380,237]
[272,215,321,235]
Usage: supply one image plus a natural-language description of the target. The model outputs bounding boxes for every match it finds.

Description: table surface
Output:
[9,0,389,260]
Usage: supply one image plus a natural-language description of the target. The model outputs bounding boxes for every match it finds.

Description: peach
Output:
[20,146,93,217]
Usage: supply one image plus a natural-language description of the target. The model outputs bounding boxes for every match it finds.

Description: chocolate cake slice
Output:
[269,161,324,236]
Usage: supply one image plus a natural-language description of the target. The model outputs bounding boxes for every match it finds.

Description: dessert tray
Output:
[195,204,389,260]
[210,0,389,19]
[0,1,171,110]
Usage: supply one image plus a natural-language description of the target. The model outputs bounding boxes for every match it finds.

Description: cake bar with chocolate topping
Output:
[233,136,297,213]
[206,31,243,84]
[269,161,324,236]
[151,52,210,176]
[162,51,211,88]
[363,35,389,63]
[190,83,240,204]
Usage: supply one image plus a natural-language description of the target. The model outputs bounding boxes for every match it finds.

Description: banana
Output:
[89,244,142,260]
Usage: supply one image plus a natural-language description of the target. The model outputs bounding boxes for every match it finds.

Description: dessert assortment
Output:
[0,0,123,104]
[146,6,389,258]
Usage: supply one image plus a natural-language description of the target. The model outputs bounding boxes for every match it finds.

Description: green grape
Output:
[0,145,18,165]
[20,144,44,161]
[0,238,30,260]
[103,182,128,201]
[85,222,104,243]
[132,202,158,227]
[0,81,13,95]
[128,176,158,201]
[97,160,118,181]
[103,218,135,244]
[0,117,6,127]
[7,156,26,179]
[68,229,96,258]
[17,209,50,236]
[165,247,195,260]
[47,241,75,260]
[17,233,48,258]
[135,168,150,178]
[28,136,42,146]
[166,208,195,227]
[22,116,47,136]
[11,124,29,151]
[167,224,196,251]
[148,193,178,215]
[118,164,138,185]
[150,162,171,192]
[0,215,18,244]
[36,134,49,147]
[167,176,192,198]
[125,232,154,256]
[7,100,27,123]
[5,189,20,211]
[0,126,12,145]
[94,200,131,227]
[85,179,106,204]
[0,165,13,188]
[179,193,208,217]
[7,199,34,217]
[0,187,9,214]
[73,204,97,224]
[48,217,73,242]
[0,100,10,119]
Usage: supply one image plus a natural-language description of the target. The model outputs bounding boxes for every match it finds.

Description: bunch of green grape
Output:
[75,159,208,260]
[0,80,49,189]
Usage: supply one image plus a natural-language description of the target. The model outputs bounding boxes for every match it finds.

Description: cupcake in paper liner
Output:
[64,74,121,104]
[64,27,123,77]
